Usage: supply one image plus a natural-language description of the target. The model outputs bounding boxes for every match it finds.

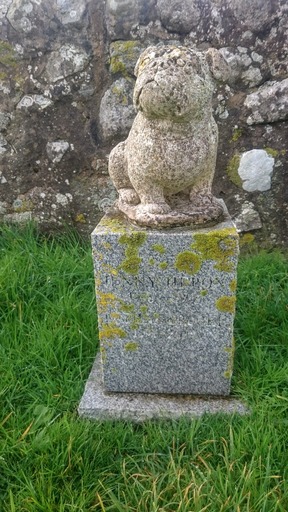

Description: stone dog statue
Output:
[108,45,225,227]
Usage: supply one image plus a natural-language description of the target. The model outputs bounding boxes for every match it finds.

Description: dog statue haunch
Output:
[108,45,224,227]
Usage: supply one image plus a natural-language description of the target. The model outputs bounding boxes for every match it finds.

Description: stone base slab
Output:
[78,355,249,422]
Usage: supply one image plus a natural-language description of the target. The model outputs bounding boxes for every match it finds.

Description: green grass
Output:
[0,224,287,511]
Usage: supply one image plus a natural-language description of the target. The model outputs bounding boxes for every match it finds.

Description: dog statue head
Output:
[133,46,214,123]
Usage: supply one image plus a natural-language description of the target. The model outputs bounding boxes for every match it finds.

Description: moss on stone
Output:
[149,258,155,266]
[152,243,166,254]
[226,154,242,188]
[191,228,238,272]
[239,232,255,247]
[0,40,17,68]
[110,57,127,75]
[159,262,168,270]
[216,296,236,314]
[175,251,202,275]
[264,147,278,158]
[200,290,208,297]
[124,342,139,352]
[119,232,147,275]
[230,128,243,143]
[99,323,126,340]
[110,40,139,77]
[111,84,129,105]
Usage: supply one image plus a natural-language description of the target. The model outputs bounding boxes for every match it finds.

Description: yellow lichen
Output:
[119,232,147,275]
[223,337,235,379]
[111,312,120,320]
[149,258,155,266]
[124,342,139,352]
[75,213,86,223]
[216,296,236,314]
[229,279,237,293]
[191,228,238,272]
[175,251,202,275]
[152,243,166,254]
[200,290,208,297]
[98,292,117,312]
[119,302,134,313]
[159,262,168,270]
[99,323,126,340]
[102,263,118,276]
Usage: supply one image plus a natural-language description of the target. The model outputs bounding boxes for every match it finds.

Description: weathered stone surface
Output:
[92,207,238,395]
[45,44,91,83]
[0,0,287,247]
[223,0,276,32]
[0,112,12,131]
[0,134,9,153]
[78,354,249,421]
[245,79,288,125]
[237,150,274,192]
[109,46,224,227]
[99,78,135,140]
[234,201,262,232]
[105,0,141,38]
[46,141,70,163]
[55,0,87,25]
[157,0,202,35]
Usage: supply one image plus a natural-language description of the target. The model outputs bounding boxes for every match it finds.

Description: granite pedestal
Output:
[78,206,247,420]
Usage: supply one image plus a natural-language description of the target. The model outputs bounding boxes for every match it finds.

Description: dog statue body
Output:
[108,45,224,227]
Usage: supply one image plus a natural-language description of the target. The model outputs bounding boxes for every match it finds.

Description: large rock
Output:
[55,0,87,25]
[234,201,262,232]
[224,0,276,32]
[45,44,91,83]
[157,0,202,34]
[99,78,135,140]
[245,79,288,124]
[7,0,54,35]
[105,0,140,38]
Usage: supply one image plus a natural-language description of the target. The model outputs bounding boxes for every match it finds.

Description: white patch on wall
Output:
[237,149,274,192]
[17,95,53,110]
[46,141,70,163]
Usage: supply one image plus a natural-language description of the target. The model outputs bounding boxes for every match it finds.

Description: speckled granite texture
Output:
[91,204,239,396]
[78,354,248,421]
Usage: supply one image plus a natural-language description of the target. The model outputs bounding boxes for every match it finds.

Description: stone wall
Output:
[0,0,287,246]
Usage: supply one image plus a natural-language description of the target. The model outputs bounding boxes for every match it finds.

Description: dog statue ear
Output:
[206,48,238,85]
[134,46,157,77]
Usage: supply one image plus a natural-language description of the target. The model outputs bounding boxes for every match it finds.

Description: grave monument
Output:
[79,46,247,420]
